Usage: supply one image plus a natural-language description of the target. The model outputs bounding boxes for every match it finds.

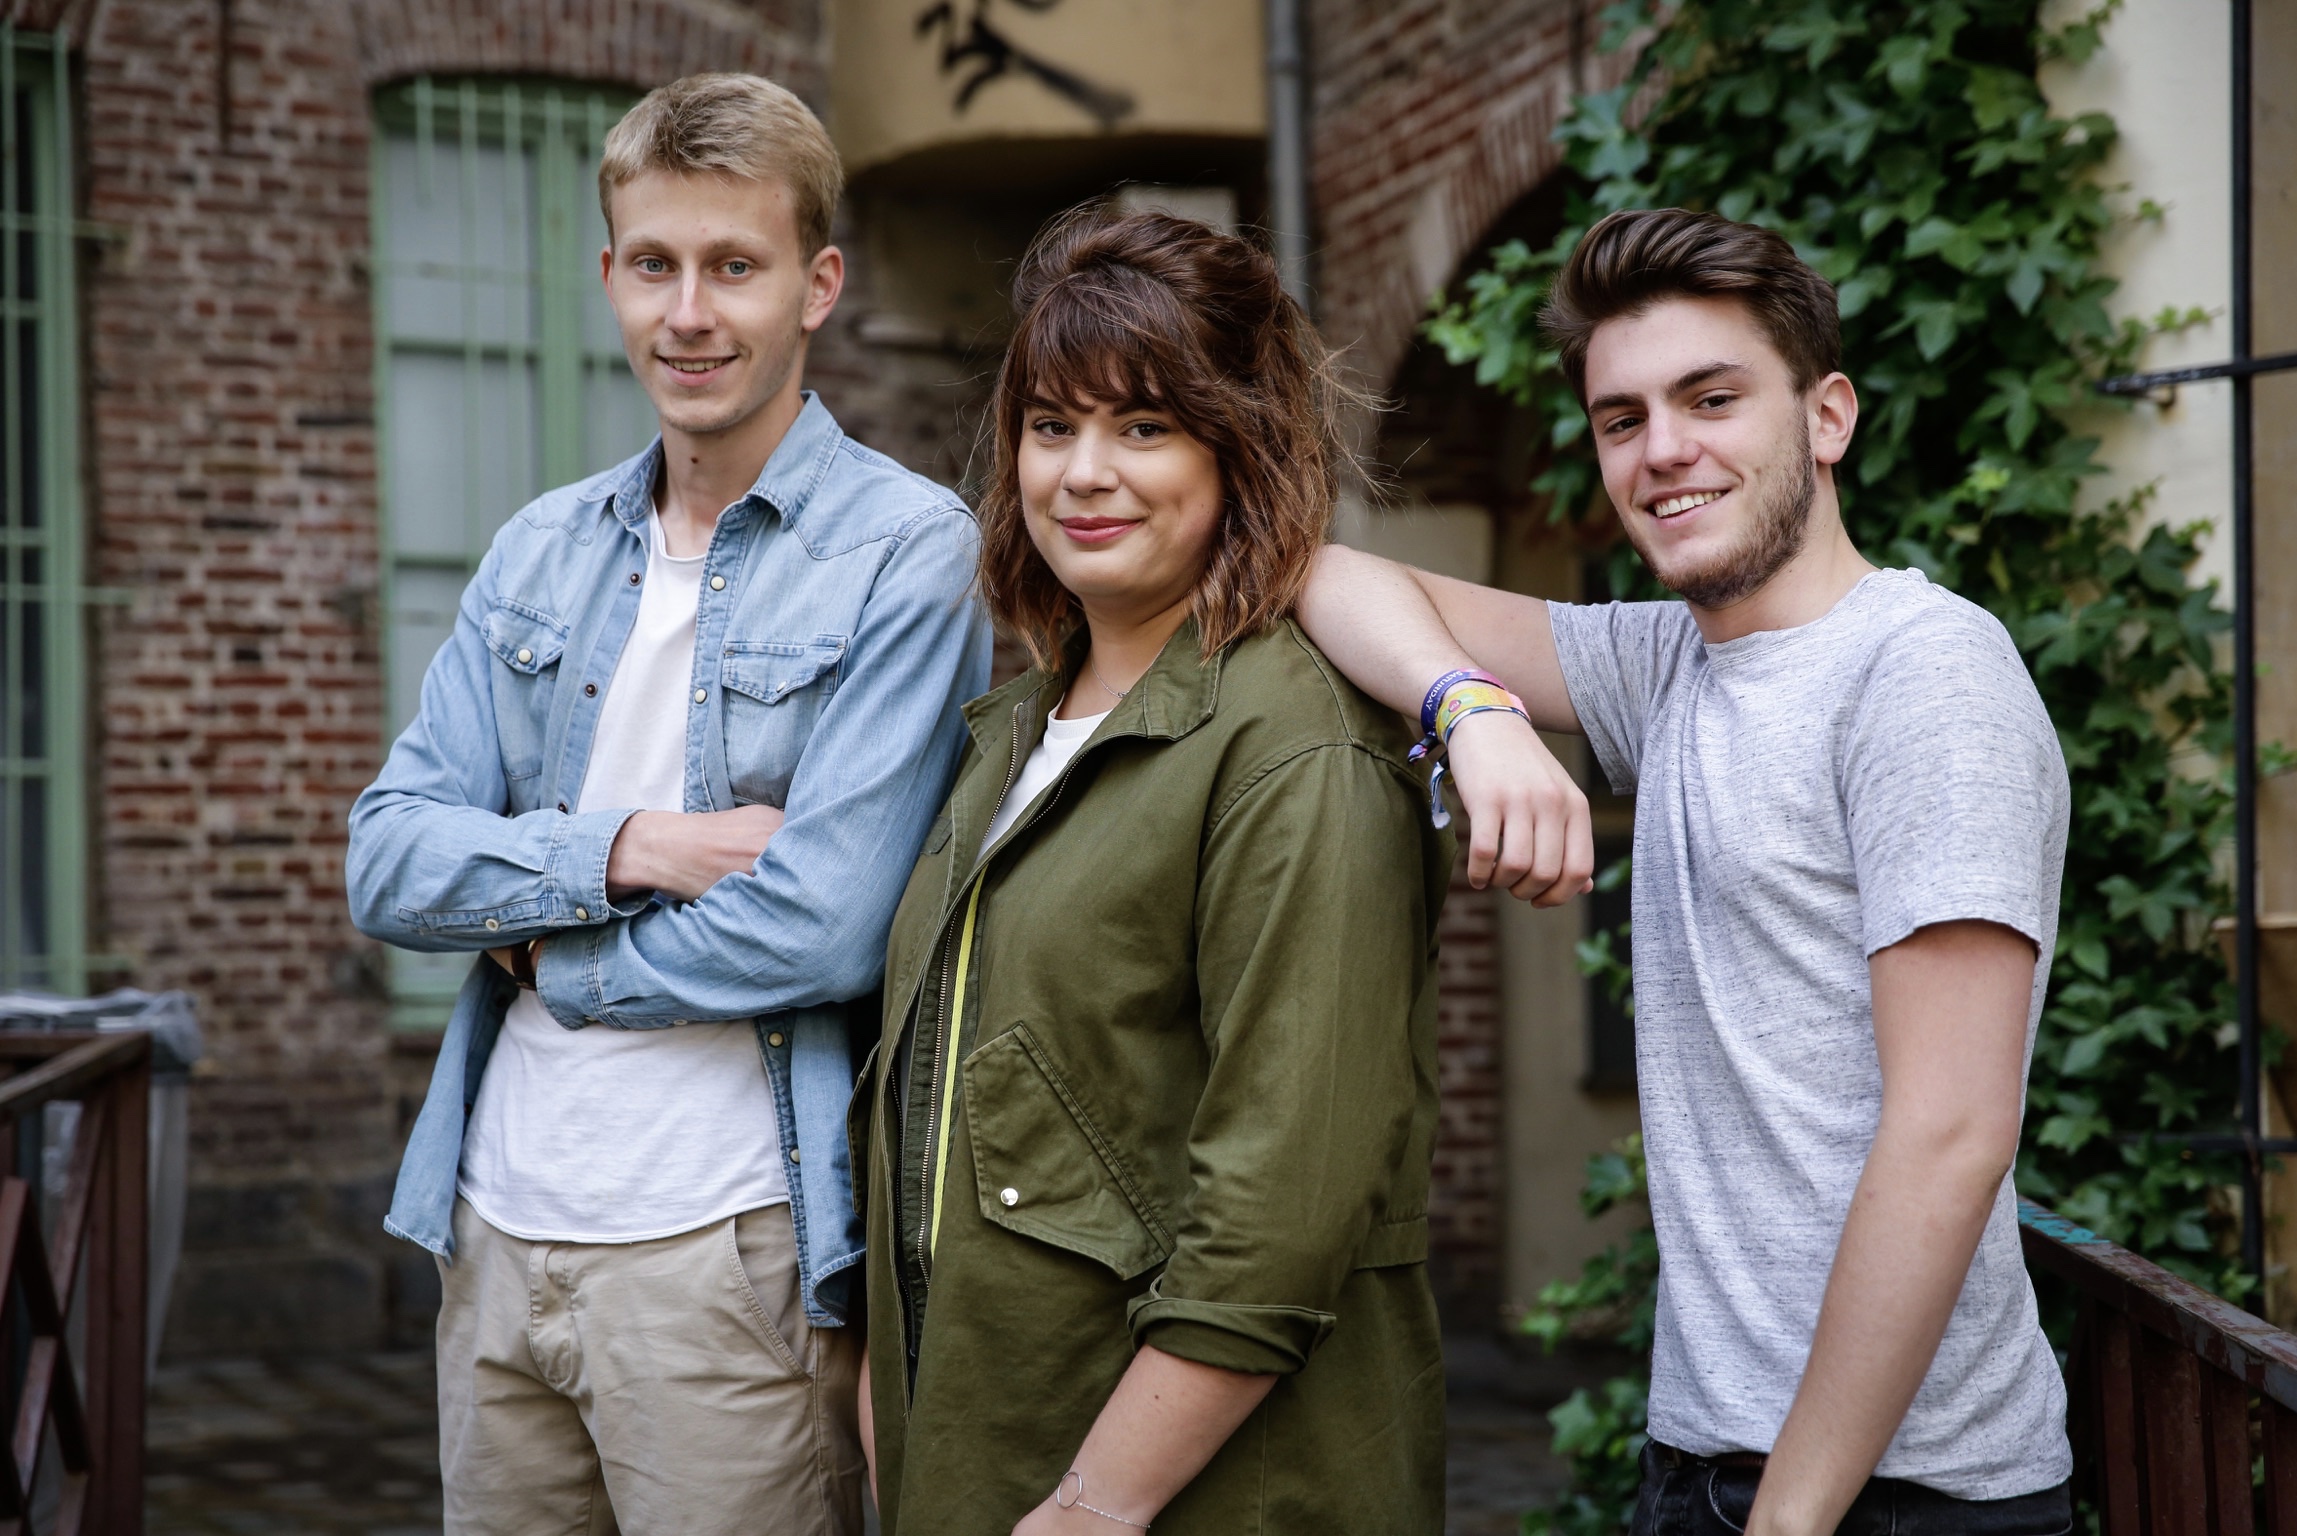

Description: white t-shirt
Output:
[1547,569,2071,1499]
[979,704,1108,860]
[459,508,790,1243]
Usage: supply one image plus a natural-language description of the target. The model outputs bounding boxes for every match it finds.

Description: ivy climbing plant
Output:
[1422,3,2241,1531]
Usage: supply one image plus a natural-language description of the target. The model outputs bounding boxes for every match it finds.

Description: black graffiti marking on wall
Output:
[913,0,1137,129]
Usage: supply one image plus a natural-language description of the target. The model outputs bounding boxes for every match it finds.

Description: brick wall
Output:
[79,0,825,1358]
[1307,0,1634,387]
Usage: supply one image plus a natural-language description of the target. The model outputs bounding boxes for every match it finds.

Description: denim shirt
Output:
[347,394,990,1326]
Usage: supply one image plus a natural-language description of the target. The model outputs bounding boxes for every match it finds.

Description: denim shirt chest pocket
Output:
[479,600,567,806]
[720,635,846,807]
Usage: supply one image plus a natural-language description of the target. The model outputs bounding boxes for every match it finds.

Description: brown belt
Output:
[1653,1440,1769,1472]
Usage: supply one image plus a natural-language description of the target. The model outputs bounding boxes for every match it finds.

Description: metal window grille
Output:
[371,78,654,1030]
[0,28,85,997]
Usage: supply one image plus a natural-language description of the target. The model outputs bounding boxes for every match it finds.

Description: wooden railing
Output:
[2022,1197,2297,1534]
[0,1032,149,1535]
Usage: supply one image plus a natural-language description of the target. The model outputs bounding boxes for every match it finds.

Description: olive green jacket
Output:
[853,619,1453,1535]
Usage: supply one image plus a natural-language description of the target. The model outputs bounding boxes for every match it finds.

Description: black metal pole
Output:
[2233,0,2263,1298]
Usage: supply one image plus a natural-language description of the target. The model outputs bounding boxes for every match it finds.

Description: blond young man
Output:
[1297,210,2072,1535]
[348,75,989,1535]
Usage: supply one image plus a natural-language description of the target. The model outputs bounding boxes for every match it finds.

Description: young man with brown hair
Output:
[348,74,988,1535]
[1297,208,2073,1535]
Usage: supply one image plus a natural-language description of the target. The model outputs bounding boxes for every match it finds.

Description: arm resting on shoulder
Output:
[1745,918,2036,1536]
[1295,544,1592,902]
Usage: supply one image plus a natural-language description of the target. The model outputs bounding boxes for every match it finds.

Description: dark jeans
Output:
[1631,1441,2073,1536]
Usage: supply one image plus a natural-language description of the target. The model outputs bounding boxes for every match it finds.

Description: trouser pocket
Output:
[728,1202,809,1377]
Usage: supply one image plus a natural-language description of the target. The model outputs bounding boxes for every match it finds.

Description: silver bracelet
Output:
[1056,1470,1151,1530]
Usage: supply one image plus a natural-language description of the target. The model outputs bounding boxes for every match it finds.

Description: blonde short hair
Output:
[597,73,843,255]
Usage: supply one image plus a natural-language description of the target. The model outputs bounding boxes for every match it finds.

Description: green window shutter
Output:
[0,27,86,997]
[370,78,654,1032]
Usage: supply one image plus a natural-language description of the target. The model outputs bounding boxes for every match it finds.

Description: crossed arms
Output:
[346,508,988,1021]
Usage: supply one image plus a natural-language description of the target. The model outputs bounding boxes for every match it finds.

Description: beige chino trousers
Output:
[436,1198,865,1536]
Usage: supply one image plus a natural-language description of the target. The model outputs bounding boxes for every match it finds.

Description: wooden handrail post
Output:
[81,1049,146,1535]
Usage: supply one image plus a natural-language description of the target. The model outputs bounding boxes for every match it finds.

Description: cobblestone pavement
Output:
[146,1338,1598,1535]
[147,1354,442,1536]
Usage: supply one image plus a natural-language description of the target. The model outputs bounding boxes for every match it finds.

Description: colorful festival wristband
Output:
[1409,670,1531,828]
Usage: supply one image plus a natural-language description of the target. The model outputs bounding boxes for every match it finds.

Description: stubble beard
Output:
[1630,419,1818,611]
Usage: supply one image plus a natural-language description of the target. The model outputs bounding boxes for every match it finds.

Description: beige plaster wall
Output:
[829,0,1264,176]
[2039,0,2234,594]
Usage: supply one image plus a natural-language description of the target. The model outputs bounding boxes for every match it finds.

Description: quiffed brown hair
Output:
[1542,208,1841,401]
[598,73,843,256]
[978,204,1361,668]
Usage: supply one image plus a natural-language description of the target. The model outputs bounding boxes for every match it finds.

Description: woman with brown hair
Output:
[850,205,1467,1534]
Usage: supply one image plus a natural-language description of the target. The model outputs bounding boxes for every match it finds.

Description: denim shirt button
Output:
[557,800,569,813]
[484,918,500,931]
[693,688,707,704]
[768,1031,785,1048]
[584,683,597,697]
[628,571,641,585]
[787,1147,801,1165]
[574,906,589,921]
[709,575,726,591]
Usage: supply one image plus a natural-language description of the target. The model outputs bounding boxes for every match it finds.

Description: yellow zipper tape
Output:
[928,879,984,1259]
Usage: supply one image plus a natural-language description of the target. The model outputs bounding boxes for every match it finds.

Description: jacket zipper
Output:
[912,701,1028,1294]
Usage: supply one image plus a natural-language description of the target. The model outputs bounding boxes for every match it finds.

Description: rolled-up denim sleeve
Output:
[346,545,642,953]
[1127,743,1437,1375]
[535,507,991,1024]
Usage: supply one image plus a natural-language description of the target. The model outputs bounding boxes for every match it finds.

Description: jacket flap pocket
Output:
[963,1025,1172,1281]
[721,637,846,704]
[480,602,568,675]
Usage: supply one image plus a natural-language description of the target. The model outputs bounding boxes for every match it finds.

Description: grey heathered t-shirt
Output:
[1549,568,2072,1500]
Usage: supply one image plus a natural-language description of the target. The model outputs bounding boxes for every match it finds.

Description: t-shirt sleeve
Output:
[1546,599,1701,794]
[1844,604,2071,958]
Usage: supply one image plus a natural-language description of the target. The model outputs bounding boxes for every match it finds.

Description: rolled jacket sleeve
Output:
[536,508,991,1024]
[1128,743,1437,1375]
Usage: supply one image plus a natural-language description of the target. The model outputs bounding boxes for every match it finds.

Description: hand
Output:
[605,805,786,903]
[485,941,537,978]
[1442,709,1594,904]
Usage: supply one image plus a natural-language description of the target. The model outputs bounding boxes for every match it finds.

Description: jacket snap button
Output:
[584,683,597,697]
[557,800,569,813]
[999,1187,1019,1207]
[484,918,500,931]
[574,907,589,921]
[516,647,533,664]
[768,1031,785,1048]
[787,1147,801,1165]
[709,575,726,591]
[629,572,641,585]
[693,688,707,704]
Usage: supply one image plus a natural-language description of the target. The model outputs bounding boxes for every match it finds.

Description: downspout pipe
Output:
[2233,0,2263,1295]
[1266,0,1311,311]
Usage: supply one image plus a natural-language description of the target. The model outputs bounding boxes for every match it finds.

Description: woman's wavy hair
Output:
[977,203,1365,668]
